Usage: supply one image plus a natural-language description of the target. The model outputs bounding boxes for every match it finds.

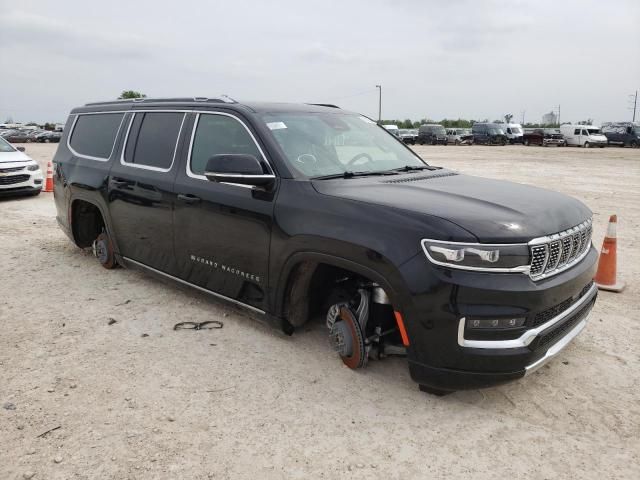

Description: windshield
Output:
[587,128,601,135]
[634,129,640,135]
[511,127,522,134]
[0,136,16,152]
[261,112,426,178]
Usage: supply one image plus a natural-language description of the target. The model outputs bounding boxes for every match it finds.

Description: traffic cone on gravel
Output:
[43,161,54,192]
[594,215,625,292]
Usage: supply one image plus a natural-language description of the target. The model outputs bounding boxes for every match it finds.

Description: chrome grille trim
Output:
[528,219,592,280]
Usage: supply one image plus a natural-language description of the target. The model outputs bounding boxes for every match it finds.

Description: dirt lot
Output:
[1,143,639,479]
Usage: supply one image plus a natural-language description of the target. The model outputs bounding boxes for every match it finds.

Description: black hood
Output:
[312,170,592,243]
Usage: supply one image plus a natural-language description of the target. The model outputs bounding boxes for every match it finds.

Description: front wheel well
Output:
[71,200,105,248]
[282,261,377,328]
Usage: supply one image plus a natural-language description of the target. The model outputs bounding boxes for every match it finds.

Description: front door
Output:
[108,111,186,274]
[172,112,275,311]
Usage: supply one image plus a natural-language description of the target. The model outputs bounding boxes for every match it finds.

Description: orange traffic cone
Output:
[43,161,54,192]
[594,215,625,292]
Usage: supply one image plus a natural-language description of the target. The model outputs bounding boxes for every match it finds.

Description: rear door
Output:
[107,110,187,274]
[172,111,276,311]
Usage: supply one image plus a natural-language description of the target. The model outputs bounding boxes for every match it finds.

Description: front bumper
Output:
[398,246,598,391]
[0,166,43,196]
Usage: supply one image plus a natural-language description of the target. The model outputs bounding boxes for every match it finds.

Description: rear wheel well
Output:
[71,200,105,248]
[283,261,373,327]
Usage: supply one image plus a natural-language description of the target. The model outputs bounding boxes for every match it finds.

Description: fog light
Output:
[467,317,525,329]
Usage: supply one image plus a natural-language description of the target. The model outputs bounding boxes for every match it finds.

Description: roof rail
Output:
[306,103,341,109]
[84,96,237,107]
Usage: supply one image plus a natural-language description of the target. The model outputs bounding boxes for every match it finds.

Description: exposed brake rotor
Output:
[329,305,367,369]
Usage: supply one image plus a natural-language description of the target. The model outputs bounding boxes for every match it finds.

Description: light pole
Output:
[375,85,382,124]
[557,104,561,127]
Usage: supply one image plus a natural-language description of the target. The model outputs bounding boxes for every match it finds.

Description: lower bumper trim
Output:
[524,319,586,375]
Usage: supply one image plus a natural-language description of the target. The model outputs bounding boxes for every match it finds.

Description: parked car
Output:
[54,97,598,395]
[1,130,32,143]
[0,136,43,196]
[398,129,417,144]
[417,124,447,145]
[446,128,473,145]
[0,129,19,138]
[523,129,566,147]
[36,131,62,143]
[560,124,607,148]
[601,122,640,148]
[503,123,524,144]
[471,123,507,145]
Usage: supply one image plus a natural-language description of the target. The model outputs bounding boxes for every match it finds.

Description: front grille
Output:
[0,174,30,185]
[0,166,25,173]
[528,220,592,279]
[535,297,595,351]
[532,281,594,328]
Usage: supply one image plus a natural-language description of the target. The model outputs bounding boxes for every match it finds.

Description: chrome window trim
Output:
[186,112,274,189]
[204,172,276,181]
[67,112,127,162]
[120,112,186,172]
[420,239,530,274]
[457,282,596,349]
[122,256,265,315]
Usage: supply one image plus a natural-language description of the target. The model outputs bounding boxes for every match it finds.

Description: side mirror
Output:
[17,146,25,152]
[204,154,275,188]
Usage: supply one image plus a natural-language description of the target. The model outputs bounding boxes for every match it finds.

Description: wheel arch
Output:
[69,195,115,250]
[274,251,400,326]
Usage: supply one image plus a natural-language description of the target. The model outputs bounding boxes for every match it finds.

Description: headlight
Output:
[27,163,40,171]
[421,239,530,272]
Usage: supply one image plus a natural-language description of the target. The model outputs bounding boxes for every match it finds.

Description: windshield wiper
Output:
[313,170,399,180]
[391,165,436,172]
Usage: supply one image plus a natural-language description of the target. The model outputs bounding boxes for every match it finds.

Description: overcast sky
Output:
[1,0,638,125]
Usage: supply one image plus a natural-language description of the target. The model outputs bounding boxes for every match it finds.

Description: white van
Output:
[560,124,607,148]
[382,124,400,138]
[503,123,524,144]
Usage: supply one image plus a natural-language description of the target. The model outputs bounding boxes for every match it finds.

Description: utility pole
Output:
[557,104,561,127]
[521,110,525,125]
[375,85,382,124]
[631,91,638,122]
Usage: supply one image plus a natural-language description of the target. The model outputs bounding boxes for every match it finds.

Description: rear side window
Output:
[123,112,184,170]
[70,113,124,159]
[190,114,263,176]
[574,129,581,135]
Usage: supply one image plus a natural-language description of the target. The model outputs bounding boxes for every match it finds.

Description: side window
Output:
[582,129,589,136]
[70,113,124,159]
[574,129,581,135]
[124,112,184,170]
[190,114,264,176]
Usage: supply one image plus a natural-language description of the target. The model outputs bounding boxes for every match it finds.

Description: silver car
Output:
[446,128,473,145]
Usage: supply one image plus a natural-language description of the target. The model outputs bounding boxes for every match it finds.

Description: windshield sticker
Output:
[267,121,287,130]
[359,116,376,124]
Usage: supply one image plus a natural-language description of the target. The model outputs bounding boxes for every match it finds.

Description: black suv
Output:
[417,124,448,145]
[472,123,508,145]
[53,98,598,394]
[602,122,640,148]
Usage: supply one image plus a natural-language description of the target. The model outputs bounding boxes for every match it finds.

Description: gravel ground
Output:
[1,143,639,480]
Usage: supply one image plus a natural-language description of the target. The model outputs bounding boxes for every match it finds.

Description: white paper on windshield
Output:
[359,116,376,124]
[267,122,287,130]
